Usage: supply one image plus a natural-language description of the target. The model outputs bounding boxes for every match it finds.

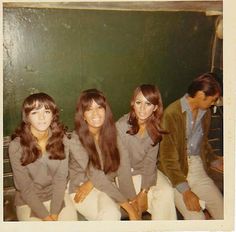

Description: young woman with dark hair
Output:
[9,92,77,221]
[116,84,177,220]
[68,89,139,220]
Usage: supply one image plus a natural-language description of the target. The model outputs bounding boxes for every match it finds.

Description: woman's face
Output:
[28,103,53,133]
[84,100,106,132]
[133,91,157,124]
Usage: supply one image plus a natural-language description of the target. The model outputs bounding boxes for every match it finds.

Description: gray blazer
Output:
[68,131,136,203]
[9,136,69,219]
[116,114,159,190]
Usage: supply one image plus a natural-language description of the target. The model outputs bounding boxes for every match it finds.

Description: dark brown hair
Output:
[12,92,66,165]
[75,89,120,174]
[127,84,166,145]
[187,72,222,97]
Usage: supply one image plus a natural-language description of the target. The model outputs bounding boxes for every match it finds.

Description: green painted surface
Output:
[3,8,216,136]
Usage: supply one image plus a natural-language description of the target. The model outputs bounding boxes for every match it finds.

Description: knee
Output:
[152,185,174,200]
[184,211,205,220]
[99,206,121,220]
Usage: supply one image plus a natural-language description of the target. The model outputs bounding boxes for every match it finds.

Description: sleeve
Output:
[141,144,158,190]
[50,138,68,215]
[116,136,137,200]
[87,164,127,204]
[203,111,219,168]
[69,137,89,185]
[9,140,49,219]
[159,112,188,188]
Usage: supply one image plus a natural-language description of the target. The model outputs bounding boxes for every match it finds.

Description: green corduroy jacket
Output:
[158,99,216,188]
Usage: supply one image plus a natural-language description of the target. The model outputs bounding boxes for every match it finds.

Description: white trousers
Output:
[174,155,223,220]
[132,170,177,220]
[70,188,121,221]
[16,192,78,221]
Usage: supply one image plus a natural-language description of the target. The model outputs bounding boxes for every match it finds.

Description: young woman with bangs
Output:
[116,84,177,220]
[68,89,139,220]
[9,92,77,221]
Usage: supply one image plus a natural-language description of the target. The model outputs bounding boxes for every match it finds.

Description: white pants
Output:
[174,155,223,220]
[70,188,121,221]
[16,192,78,221]
[132,170,177,220]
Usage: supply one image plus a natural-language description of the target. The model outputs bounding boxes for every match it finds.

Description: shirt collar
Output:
[180,94,207,117]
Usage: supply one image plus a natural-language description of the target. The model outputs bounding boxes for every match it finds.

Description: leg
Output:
[57,193,78,221]
[148,170,177,220]
[16,205,42,221]
[96,191,121,220]
[70,188,98,220]
[70,188,121,221]
[189,169,223,219]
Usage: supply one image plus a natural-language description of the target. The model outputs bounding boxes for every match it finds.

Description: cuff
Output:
[176,182,190,193]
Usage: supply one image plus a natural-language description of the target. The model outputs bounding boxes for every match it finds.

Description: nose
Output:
[140,103,146,111]
[38,111,45,120]
[91,108,99,116]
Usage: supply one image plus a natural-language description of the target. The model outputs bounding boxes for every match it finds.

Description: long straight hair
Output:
[12,93,66,166]
[127,84,166,145]
[75,89,120,174]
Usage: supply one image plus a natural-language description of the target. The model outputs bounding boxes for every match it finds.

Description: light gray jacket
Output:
[9,136,69,219]
[68,131,136,203]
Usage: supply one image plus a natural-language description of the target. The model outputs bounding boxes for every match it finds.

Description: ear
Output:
[153,105,158,112]
[197,91,206,99]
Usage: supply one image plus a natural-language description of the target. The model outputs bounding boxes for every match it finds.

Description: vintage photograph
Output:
[1,0,235,231]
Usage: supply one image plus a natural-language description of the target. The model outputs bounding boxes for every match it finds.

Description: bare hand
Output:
[50,214,58,221]
[42,215,54,221]
[182,189,201,212]
[74,181,93,203]
[135,190,148,216]
[211,156,223,173]
[120,201,141,220]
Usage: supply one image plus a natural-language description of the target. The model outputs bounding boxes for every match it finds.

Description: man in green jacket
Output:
[159,73,223,219]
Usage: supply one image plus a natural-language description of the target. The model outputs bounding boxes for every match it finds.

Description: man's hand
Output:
[74,181,94,203]
[182,189,201,212]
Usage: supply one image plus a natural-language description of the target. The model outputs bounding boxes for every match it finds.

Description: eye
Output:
[146,102,152,106]
[45,110,51,114]
[30,111,37,115]
[135,101,141,105]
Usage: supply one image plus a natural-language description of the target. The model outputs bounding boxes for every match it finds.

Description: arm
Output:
[116,135,137,200]
[159,111,200,211]
[9,140,50,219]
[141,144,158,190]
[159,112,188,188]
[50,153,68,218]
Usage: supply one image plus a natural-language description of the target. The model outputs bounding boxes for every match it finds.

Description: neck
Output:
[186,96,199,113]
[89,127,100,142]
[31,127,49,142]
[138,122,146,136]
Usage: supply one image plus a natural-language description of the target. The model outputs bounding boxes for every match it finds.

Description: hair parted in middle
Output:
[127,84,166,145]
[75,88,120,173]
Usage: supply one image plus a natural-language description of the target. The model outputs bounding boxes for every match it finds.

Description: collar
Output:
[180,94,206,117]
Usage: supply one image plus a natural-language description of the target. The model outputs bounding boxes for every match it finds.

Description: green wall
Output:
[3,7,216,136]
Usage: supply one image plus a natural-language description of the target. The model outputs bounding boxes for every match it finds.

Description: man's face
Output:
[198,92,219,110]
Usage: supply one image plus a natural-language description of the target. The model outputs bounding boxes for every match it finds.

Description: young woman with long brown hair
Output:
[68,89,139,220]
[9,93,77,221]
[116,84,177,220]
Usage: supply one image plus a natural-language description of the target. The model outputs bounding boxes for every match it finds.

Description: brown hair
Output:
[187,72,222,97]
[12,92,66,165]
[75,89,120,174]
[127,84,166,145]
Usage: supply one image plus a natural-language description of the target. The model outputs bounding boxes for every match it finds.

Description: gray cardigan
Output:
[8,136,69,219]
[68,131,136,203]
[116,114,159,190]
